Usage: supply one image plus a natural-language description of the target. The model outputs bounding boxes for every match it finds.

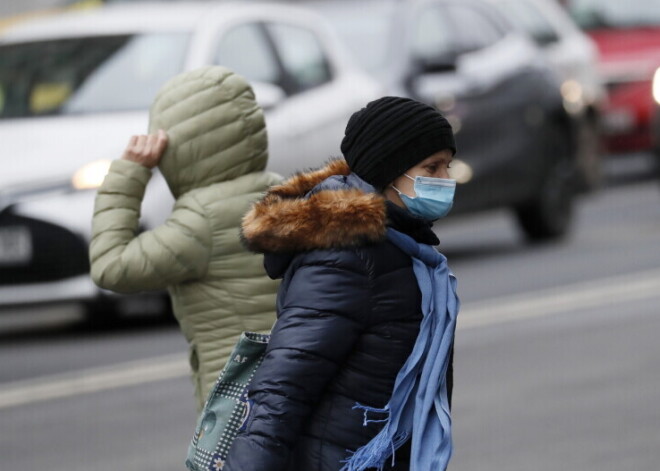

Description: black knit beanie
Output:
[341,96,456,190]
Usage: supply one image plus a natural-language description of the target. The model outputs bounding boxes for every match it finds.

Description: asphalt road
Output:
[1,174,659,470]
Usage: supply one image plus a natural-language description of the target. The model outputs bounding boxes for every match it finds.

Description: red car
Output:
[653,69,660,175]
[567,0,660,155]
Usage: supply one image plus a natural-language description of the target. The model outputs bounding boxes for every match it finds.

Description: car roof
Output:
[0,1,297,42]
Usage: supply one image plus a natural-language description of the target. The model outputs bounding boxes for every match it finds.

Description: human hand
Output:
[121,129,169,169]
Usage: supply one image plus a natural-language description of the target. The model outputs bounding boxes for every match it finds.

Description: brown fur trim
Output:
[241,160,387,253]
[268,159,351,198]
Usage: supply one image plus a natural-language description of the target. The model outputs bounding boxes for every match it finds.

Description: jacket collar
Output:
[241,159,439,256]
[387,201,439,246]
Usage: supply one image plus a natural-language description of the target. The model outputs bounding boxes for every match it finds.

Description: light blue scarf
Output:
[341,227,460,471]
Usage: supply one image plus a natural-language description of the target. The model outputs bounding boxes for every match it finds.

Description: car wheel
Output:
[83,293,172,328]
[575,116,602,192]
[515,125,576,242]
[82,296,123,328]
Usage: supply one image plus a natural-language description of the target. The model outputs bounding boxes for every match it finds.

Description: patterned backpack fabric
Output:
[186,332,270,471]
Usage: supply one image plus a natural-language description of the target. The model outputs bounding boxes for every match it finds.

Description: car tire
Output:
[514,124,576,242]
[575,115,602,192]
[83,293,173,328]
[82,296,123,328]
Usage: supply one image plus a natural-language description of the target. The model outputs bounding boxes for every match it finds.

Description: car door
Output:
[405,1,547,212]
[210,21,301,175]
[259,21,346,176]
[212,19,375,178]
[261,20,383,177]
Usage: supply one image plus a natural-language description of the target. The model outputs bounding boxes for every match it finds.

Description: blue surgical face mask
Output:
[391,174,456,220]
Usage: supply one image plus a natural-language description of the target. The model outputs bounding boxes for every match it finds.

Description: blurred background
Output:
[1,0,659,470]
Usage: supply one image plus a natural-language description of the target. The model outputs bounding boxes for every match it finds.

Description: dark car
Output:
[305,0,579,242]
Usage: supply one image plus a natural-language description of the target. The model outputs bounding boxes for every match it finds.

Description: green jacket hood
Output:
[149,66,268,198]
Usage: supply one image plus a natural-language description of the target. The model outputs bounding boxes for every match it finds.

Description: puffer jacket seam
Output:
[91,206,140,221]
[177,139,263,189]
[102,168,152,189]
[354,248,377,324]
[296,254,372,279]
[128,237,159,281]
[95,190,145,200]
[165,217,210,253]
[149,230,199,277]
[89,234,131,262]
[317,393,337,470]
[157,74,232,115]
[176,195,208,220]
[173,87,257,149]
[190,199,213,280]
[267,346,347,367]
[276,305,365,324]
[167,101,238,138]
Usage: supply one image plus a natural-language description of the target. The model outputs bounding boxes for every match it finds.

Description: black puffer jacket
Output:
[224,160,452,471]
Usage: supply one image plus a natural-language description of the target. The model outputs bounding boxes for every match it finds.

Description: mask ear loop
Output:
[391,174,417,196]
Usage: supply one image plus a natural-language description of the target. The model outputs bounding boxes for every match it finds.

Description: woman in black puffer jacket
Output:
[224,97,458,471]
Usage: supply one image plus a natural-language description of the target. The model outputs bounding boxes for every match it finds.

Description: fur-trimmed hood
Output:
[241,159,389,253]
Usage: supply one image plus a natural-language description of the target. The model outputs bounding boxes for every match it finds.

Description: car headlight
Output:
[653,67,660,106]
[71,160,112,190]
[561,79,584,115]
[448,159,473,184]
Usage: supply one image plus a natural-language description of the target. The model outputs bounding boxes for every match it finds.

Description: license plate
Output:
[0,226,32,265]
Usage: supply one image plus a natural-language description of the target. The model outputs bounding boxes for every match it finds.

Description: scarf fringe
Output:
[341,405,410,471]
[340,430,409,471]
[354,403,389,425]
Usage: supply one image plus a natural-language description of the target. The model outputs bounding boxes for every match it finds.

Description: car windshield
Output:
[0,33,189,119]
[568,0,660,30]
[305,0,397,76]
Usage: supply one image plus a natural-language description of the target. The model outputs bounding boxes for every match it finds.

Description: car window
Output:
[266,23,333,93]
[447,4,507,53]
[304,0,397,76]
[214,23,281,86]
[497,0,561,45]
[0,33,189,118]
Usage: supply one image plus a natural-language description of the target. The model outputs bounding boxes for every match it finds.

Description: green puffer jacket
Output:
[89,67,281,410]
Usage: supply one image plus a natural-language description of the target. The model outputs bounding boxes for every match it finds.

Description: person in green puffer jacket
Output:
[89,66,281,411]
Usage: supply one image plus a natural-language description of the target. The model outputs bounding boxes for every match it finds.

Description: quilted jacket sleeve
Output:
[89,159,211,293]
[223,251,372,471]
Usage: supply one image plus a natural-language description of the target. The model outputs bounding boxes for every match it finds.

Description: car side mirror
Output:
[251,81,286,111]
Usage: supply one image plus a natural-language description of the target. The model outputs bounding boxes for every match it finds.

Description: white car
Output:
[486,0,606,189]
[0,1,381,318]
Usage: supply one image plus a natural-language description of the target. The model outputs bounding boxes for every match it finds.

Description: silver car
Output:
[0,1,382,318]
